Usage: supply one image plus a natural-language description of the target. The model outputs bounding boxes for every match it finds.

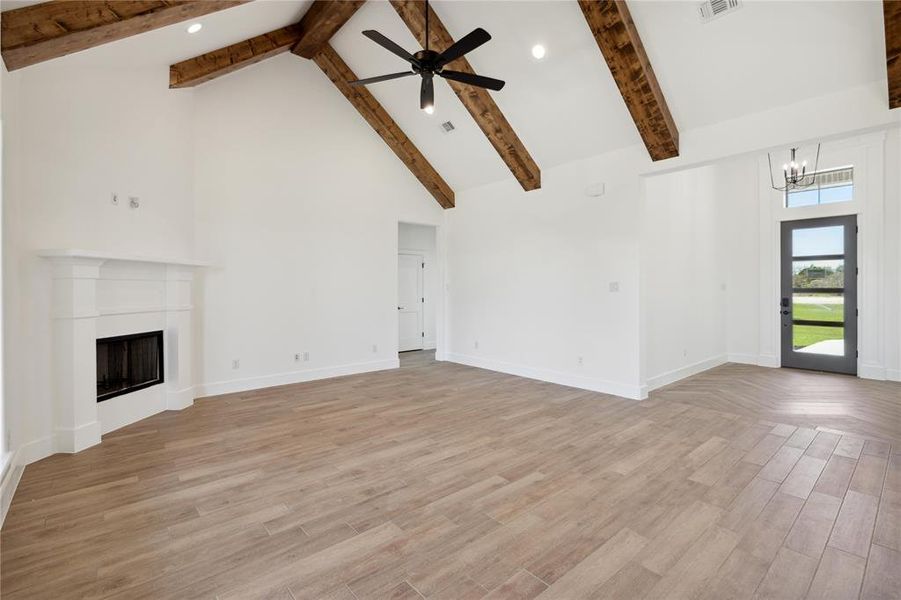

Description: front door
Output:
[780,215,857,374]
[398,253,424,352]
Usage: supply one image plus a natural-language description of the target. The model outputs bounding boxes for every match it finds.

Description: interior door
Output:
[398,253,424,352]
[780,215,857,374]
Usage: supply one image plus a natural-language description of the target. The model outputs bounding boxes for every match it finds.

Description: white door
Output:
[398,253,424,352]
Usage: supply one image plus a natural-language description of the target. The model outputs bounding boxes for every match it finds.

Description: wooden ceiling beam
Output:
[170,23,301,88]
[389,0,541,192]
[885,0,901,109]
[578,0,678,161]
[1,0,248,71]
[313,44,455,209]
[169,0,363,88]
[290,0,365,59]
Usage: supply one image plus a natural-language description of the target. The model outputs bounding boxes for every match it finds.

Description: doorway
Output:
[398,223,437,355]
[397,253,424,352]
[780,215,857,374]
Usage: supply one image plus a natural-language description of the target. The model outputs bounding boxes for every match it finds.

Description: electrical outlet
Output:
[474,340,479,350]
[294,353,301,362]
[372,344,378,353]
[303,352,310,362]
[682,349,688,358]
[577,356,584,366]
[232,359,240,369]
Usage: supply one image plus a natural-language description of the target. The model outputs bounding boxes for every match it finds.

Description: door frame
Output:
[780,215,858,374]
[397,251,424,352]
[396,221,443,360]
[756,131,887,379]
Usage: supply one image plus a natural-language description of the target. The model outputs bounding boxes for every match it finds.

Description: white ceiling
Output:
[2,0,889,191]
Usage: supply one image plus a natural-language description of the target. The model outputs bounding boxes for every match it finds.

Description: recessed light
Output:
[531,44,546,60]
[187,23,203,34]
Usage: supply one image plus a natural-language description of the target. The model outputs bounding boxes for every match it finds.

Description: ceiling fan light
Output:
[423,105,435,115]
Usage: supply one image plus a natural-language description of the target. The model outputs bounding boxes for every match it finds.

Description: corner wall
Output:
[1,61,197,514]
[445,146,648,399]
[191,55,445,396]
[641,165,727,391]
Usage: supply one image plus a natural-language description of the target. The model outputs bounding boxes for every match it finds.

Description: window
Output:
[785,167,853,208]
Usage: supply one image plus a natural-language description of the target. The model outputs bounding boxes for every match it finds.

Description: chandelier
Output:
[767,144,821,192]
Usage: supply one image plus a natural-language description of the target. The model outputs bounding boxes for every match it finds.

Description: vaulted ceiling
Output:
[1,0,895,201]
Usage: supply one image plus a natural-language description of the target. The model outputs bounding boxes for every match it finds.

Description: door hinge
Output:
[421,331,425,337]
[856,308,859,317]
[421,297,424,303]
[856,350,859,358]
[422,262,425,268]
[856,267,859,275]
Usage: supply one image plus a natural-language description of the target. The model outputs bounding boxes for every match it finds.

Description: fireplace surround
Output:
[40,249,206,453]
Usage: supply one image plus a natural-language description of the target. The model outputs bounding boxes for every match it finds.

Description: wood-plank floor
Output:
[2,354,899,599]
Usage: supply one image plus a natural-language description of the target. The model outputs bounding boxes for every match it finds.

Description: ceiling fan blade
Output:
[435,28,491,68]
[349,72,416,86]
[438,70,505,91]
[362,30,418,65]
[421,76,434,110]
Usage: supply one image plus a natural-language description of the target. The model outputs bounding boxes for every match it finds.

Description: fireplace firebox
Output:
[96,331,164,402]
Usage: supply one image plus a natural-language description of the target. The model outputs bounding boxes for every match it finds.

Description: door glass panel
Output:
[793,323,844,354]
[792,226,844,257]
[792,259,844,289]
[793,291,845,355]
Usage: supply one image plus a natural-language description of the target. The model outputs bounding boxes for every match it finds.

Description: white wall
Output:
[446,146,647,399]
[641,165,727,391]
[192,55,445,396]
[1,62,196,479]
[398,222,438,349]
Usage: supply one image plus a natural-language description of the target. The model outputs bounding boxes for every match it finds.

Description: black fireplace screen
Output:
[96,331,164,402]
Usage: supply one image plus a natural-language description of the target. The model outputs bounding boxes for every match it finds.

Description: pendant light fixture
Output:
[767,144,821,192]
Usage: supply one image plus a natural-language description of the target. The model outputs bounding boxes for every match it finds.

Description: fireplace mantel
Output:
[40,250,205,453]
[38,248,210,267]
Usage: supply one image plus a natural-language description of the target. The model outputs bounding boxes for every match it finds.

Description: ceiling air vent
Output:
[440,121,455,134]
[698,0,742,23]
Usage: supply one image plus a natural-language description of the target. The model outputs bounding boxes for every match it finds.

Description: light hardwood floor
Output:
[2,355,899,599]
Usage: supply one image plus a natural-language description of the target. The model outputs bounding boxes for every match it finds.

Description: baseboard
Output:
[646,355,728,392]
[17,435,55,465]
[54,421,102,454]
[196,358,400,398]
[859,364,887,381]
[887,369,901,383]
[727,353,760,365]
[166,386,195,410]
[0,455,23,527]
[445,353,643,400]
[757,354,780,368]
[0,434,56,527]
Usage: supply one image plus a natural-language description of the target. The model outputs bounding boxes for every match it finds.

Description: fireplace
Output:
[96,331,164,402]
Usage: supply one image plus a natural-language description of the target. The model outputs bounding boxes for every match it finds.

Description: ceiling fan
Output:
[349,0,505,114]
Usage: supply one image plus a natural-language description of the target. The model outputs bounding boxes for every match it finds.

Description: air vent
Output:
[440,121,455,134]
[698,0,742,23]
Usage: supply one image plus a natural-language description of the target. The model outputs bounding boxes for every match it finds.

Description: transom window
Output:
[785,166,853,208]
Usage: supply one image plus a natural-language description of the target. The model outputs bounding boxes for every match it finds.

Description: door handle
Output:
[397,306,404,310]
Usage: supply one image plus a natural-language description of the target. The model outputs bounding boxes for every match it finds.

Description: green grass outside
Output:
[792,300,845,349]
[794,325,844,349]
[793,302,844,322]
